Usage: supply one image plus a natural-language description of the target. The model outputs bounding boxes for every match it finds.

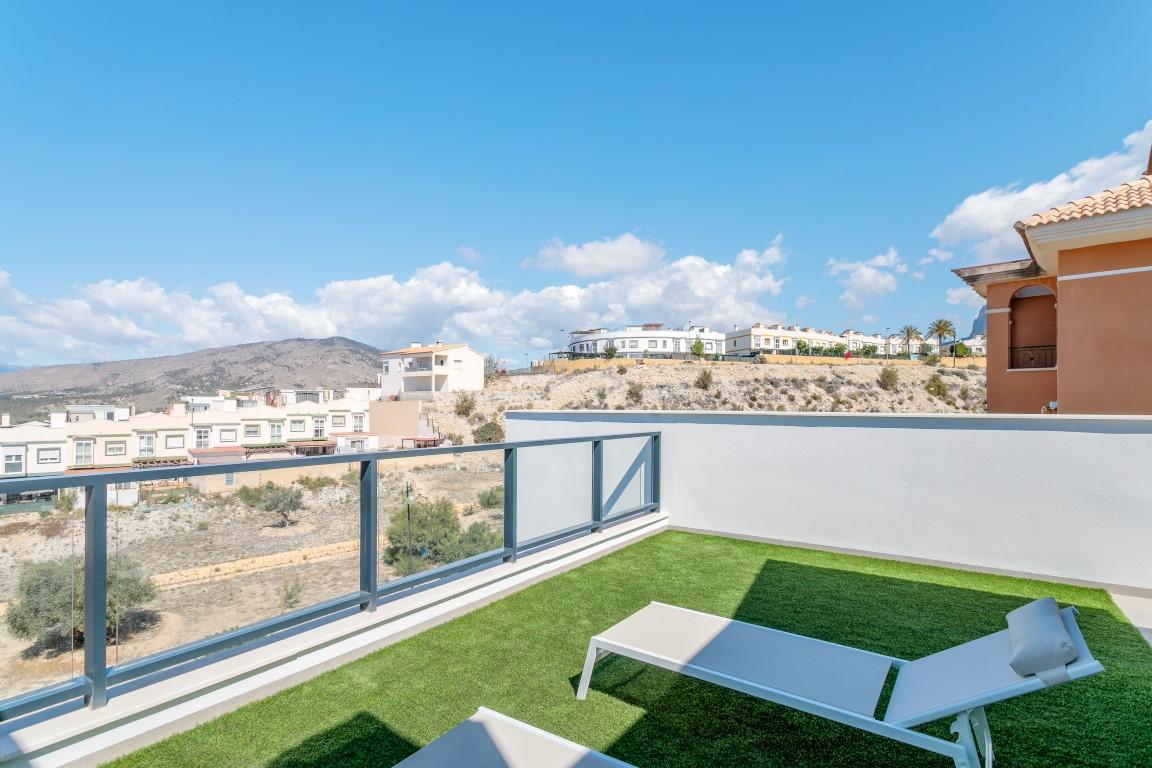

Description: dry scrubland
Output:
[427,361,987,443]
[0,453,504,700]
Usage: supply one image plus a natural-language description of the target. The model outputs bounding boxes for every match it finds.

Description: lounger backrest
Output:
[883,607,1102,728]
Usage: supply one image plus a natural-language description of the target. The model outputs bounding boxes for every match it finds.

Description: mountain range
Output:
[0,337,383,421]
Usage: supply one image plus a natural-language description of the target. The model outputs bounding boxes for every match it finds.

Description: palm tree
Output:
[899,324,920,360]
[928,318,957,365]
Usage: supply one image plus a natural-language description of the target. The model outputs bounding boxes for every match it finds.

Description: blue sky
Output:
[1,2,1150,365]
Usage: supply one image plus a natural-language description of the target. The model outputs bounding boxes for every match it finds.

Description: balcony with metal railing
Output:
[2,413,1151,767]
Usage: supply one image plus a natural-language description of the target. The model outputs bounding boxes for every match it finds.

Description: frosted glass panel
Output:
[515,443,592,543]
[602,437,650,517]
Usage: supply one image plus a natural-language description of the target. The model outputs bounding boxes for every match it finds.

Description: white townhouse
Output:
[725,324,844,356]
[0,420,68,480]
[727,324,946,358]
[379,342,485,400]
[566,324,725,358]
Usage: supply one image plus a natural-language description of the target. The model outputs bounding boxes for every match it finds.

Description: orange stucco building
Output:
[953,155,1152,414]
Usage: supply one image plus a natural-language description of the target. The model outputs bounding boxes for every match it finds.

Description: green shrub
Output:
[278,577,304,611]
[443,432,464,445]
[695,369,714,390]
[921,353,941,366]
[878,367,899,391]
[453,392,477,417]
[925,374,948,399]
[261,484,303,527]
[473,420,504,444]
[626,382,643,405]
[616,364,628,375]
[442,522,503,563]
[4,555,155,644]
[477,485,504,509]
[233,485,265,508]
[294,475,337,491]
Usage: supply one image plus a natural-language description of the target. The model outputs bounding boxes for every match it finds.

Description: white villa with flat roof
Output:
[566,324,725,358]
[378,342,484,400]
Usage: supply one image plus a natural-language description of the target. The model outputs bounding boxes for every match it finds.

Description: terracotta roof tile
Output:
[1017,175,1152,228]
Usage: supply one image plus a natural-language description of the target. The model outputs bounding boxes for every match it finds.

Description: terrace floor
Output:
[105,531,1152,768]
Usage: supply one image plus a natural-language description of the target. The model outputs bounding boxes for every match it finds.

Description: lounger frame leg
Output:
[576,641,609,700]
[950,709,993,768]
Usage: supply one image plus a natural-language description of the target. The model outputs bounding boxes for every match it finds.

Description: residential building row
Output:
[1,339,491,485]
[566,323,986,359]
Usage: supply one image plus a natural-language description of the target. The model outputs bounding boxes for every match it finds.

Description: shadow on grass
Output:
[267,711,419,768]
[577,558,1151,768]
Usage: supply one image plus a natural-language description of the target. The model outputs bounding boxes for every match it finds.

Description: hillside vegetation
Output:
[427,361,987,444]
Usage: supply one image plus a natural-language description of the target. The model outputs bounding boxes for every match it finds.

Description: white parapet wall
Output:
[507,410,1152,592]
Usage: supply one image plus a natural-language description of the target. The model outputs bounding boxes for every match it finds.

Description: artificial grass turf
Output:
[105,531,1151,767]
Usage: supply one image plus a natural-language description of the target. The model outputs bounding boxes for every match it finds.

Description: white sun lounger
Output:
[394,707,635,768]
[576,601,1103,768]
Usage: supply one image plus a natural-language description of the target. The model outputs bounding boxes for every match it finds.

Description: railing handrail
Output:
[0,432,661,493]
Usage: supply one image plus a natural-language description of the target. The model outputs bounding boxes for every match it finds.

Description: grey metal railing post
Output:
[84,484,108,710]
[650,434,661,509]
[503,447,517,562]
[591,439,604,532]
[359,459,378,611]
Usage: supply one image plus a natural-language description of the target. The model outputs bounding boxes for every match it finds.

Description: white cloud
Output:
[531,233,665,277]
[946,286,984,310]
[917,247,953,266]
[735,234,787,270]
[826,247,904,310]
[932,119,1152,264]
[0,237,791,364]
[794,295,813,309]
[860,314,877,324]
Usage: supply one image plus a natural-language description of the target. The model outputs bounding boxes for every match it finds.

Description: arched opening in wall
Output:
[1009,285,1057,368]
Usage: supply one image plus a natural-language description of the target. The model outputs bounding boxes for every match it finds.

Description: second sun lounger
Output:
[394,707,635,768]
[576,599,1102,768]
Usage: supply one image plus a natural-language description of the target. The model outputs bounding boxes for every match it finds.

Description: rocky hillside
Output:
[0,337,381,419]
[425,361,987,443]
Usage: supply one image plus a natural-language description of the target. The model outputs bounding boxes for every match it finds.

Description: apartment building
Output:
[566,324,725,358]
[952,158,1152,413]
[726,324,943,357]
[379,342,484,400]
[0,421,68,481]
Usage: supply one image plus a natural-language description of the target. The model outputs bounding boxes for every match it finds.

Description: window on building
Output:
[704,342,713,351]
[331,415,346,428]
[219,429,237,443]
[648,340,658,348]
[290,419,305,433]
[352,413,365,433]
[313,418,326,439]
[165,434,185,449]
[350,439,364,452]
[114,482,133,491]
[138,433,156,457]
[382,362,390,374]
[105,440,126,457]
[37,447,61,464]
[270,423,284,442]
[195,428,211,449]
[629,340,638,349]
[75,440,94,465]
[224,473,236,487]
[662,340,668,348]
[3,451,23,475]
[244,424,260,438]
